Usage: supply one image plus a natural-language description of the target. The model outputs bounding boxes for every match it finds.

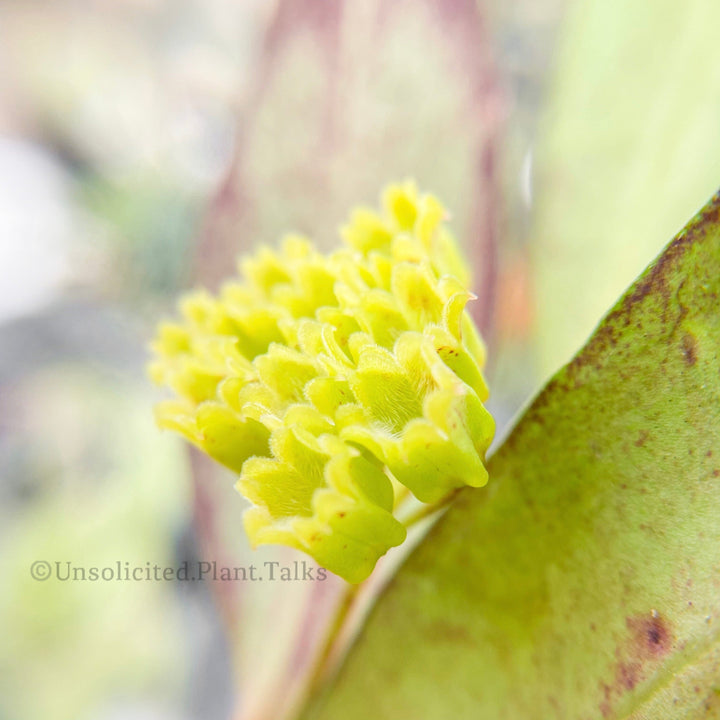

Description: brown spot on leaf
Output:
[599,688,611,718]
[425,620,473,646]
[599,612,674,717]
[634,430,649,447]
[627,612,672,657]
[617,661,641,691]
[681,333,698,365]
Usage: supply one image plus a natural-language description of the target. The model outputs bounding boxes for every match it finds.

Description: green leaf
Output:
[302,192,720,719]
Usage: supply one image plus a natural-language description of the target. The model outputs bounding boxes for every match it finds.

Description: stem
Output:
[296,581,360,713]
[292,489,462,717]
[401,488,461,529]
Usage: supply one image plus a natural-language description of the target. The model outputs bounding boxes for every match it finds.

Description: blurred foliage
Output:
[533,0,720,378]
[79,173,198,300]
[0,369,189,720]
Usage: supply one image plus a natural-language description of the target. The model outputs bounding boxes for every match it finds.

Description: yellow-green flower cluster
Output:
[149,182,494,582]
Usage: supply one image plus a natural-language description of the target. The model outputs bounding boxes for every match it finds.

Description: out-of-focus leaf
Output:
[533,0,720,378]
[301,193,720,719]
[198,0,502,336]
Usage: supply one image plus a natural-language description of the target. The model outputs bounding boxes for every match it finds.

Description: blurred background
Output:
[1,1,718,719]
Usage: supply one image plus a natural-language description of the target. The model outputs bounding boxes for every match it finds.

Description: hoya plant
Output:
[150,180,720,719]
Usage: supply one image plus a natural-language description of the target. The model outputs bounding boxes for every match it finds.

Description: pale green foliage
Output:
[534,0,720,378]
